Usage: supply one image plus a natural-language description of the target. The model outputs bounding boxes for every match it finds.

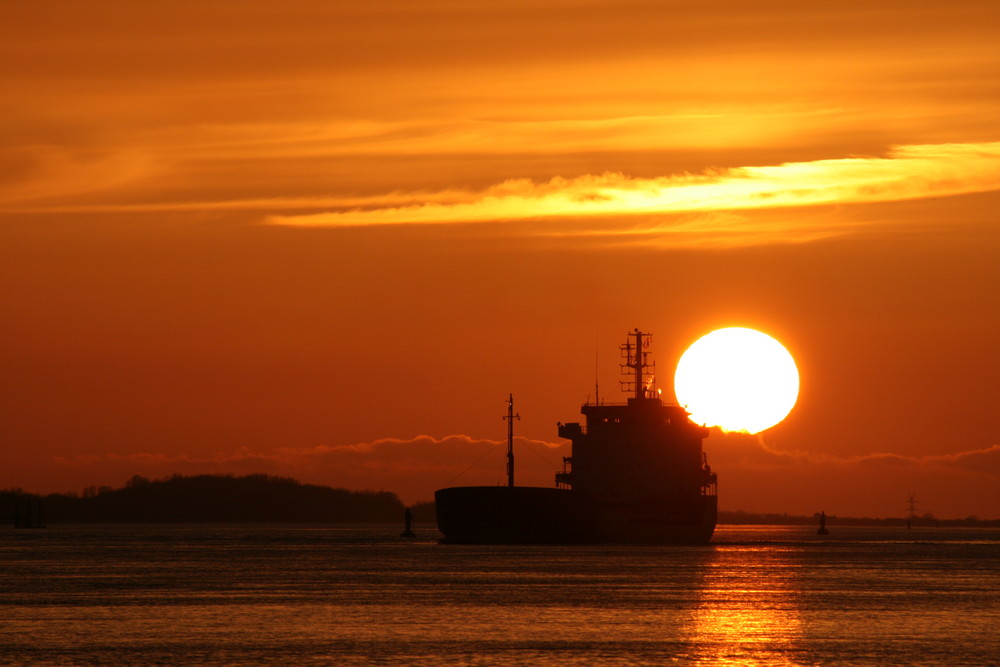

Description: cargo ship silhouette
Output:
[435,329,718,544]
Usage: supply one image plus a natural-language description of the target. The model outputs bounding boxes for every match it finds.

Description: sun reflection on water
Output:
[685,545,804,665]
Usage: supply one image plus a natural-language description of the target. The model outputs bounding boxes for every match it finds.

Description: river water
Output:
[1,524,997,665]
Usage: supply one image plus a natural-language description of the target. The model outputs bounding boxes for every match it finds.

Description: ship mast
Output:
[503,394,520,487]
[620,329,655,399]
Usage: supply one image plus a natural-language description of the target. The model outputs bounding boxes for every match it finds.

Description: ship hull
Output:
[435,487,589,544]
[589,493,717,544]
[435,486,716,545]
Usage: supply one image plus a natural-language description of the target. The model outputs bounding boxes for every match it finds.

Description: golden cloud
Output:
[268,142,1000,239]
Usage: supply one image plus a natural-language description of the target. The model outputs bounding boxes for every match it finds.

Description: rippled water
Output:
[1,524,997,665]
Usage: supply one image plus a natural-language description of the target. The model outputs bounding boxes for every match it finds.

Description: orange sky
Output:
[2,1,999,518]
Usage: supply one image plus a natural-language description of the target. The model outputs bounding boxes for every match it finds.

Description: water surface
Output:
[2,524,997,665]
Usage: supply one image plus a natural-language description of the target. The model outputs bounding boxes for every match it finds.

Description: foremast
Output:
[503,394,520,487]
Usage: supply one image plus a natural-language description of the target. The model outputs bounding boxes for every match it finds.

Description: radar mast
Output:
[620,329,656,399]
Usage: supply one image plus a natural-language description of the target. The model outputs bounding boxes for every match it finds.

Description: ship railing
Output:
[555,457,573,489]
[701,473,718,496]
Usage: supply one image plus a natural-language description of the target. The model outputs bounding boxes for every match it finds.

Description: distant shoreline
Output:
[4,474,998,526]
[715,510,1000,528]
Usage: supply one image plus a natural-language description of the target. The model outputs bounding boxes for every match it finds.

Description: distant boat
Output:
[435,330,718,544]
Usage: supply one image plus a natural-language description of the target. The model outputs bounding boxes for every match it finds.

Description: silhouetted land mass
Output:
[1,474,405,524]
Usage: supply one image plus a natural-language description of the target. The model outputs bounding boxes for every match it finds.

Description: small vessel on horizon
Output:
[435,329,718,544]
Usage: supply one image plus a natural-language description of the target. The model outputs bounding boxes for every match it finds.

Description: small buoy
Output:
[400,508,416,538]
[817,510,829,535]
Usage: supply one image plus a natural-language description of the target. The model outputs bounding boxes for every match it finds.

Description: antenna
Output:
[620,329,655,399]
[906,493,917,528]
[595,343,600,406]
[503,394,520,488]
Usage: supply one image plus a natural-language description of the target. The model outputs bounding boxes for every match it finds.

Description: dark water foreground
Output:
[1,524,997,666]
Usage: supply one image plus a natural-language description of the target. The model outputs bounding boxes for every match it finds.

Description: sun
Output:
[673,327,799,434]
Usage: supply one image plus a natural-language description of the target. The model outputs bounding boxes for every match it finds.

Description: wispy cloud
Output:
[708,434,1000,517]
[723,435,1000,476]
[268,142,1000,244]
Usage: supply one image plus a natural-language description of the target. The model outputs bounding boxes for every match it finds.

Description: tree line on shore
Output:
[1,474,411,524]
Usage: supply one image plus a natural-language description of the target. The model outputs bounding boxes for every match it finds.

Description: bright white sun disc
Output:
[674,327,799,434]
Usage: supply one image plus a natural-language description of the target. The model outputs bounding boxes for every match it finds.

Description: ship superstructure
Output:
[435,329,717,544]
[555,330,717,543]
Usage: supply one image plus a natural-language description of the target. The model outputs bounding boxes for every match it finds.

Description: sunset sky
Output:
[3,1,998,519]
